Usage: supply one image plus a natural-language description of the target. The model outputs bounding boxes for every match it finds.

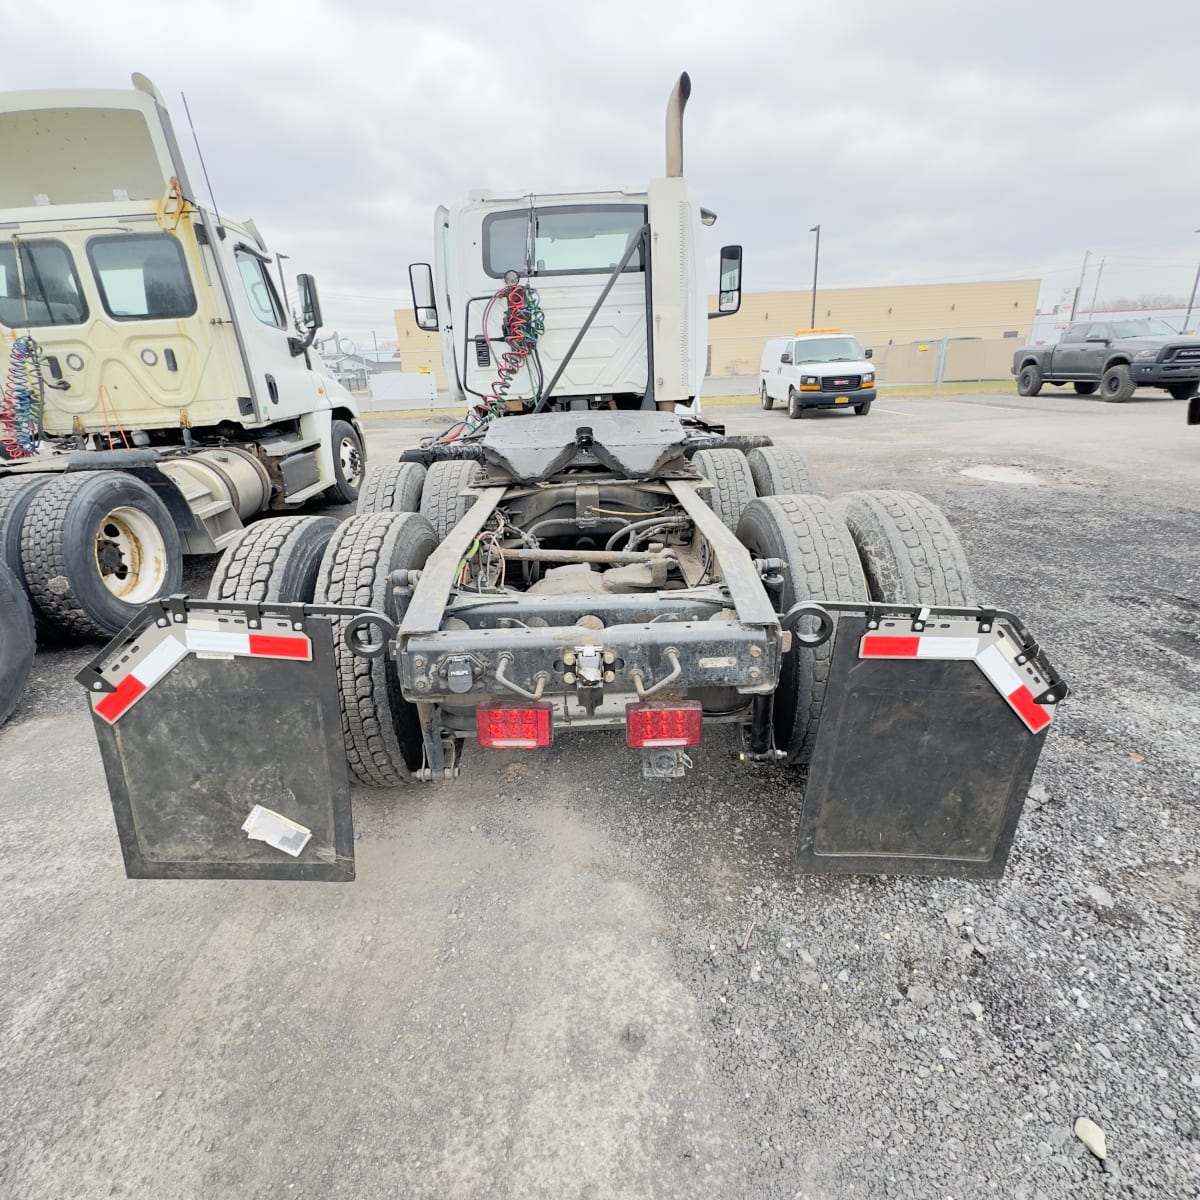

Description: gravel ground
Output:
[1,390,1197,1199]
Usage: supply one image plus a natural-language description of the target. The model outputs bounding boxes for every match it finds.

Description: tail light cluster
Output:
[624,701,703,748]
[475,704,553,749]
[475,701,704,751]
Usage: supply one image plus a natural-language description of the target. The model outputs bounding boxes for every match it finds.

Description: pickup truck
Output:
[1012,318,1200,402]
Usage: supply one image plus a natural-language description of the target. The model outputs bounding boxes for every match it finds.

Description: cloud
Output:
[3,0,1199,343]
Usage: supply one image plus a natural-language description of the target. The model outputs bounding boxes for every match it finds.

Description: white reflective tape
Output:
[186,629,251,656]
[132,635,188,687]
[976,643,1023,696]
[915,637,980,660]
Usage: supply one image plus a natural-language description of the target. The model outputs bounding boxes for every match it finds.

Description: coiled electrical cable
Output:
[0,335,44,460]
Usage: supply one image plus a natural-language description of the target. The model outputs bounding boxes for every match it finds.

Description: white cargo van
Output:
[759,329,875,418]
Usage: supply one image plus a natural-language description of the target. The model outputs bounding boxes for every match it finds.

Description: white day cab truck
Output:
[0,75,365,725]
[78,75,1068,884]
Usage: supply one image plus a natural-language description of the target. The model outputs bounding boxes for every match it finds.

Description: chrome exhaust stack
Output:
[665,72,691,177]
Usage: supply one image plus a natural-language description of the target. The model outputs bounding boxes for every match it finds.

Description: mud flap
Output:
[796,610,1067,878]
[78,599,354,881]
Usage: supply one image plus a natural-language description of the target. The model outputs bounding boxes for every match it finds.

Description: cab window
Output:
[88,234,196,320]
[236,250,287,329]
[0,239,88,328]
[483,205,647,279]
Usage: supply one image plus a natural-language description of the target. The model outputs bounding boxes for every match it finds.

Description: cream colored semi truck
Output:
[0,74,365,643]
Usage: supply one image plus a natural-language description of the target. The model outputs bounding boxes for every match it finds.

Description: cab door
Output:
[222,240,323,422]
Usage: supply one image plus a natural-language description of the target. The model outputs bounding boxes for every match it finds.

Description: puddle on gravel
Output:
[960,464,1045,486]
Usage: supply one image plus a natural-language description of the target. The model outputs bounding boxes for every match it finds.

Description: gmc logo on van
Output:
[833,378,849,386]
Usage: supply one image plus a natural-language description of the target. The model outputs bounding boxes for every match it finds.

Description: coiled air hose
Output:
[0,335,44,460]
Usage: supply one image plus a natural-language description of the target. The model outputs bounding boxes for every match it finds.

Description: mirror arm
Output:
[288,326,318,357]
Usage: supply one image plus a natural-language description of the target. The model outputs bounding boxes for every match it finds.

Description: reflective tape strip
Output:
[860,634,979,660]
[94,623,311,725]
[976,643,1052,733]
[186,629,251,656]
[93,635,187,724]
[248,633,311,660]
[860,630,1055,735]
[185,629,311,661]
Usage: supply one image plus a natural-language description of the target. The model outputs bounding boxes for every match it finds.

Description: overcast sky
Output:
[4,0,1200,347]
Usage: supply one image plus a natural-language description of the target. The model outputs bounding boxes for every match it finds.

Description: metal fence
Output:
[708,324,1024,386]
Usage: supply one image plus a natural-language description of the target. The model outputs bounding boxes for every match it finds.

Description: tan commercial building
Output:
[394,278,1040,390]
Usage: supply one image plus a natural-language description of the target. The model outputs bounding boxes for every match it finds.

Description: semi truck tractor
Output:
[79,74,1068,882]
[0,74,365,642]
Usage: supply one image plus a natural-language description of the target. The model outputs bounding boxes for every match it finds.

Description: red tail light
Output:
[475,704,553,749]
[625,701,703,748]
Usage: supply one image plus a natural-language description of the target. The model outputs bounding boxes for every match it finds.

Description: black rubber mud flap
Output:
[796,611,1065,879]
[79,600,354,881]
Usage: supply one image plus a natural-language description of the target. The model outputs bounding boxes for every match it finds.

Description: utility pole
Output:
[1069,249,1090,322]
[1183,230,1200,335]
[1087,258,1105,318]
[809,224,821,328]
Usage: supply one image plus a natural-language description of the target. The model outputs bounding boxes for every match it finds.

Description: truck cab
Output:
[409,81,743,426]
[0,75,368,643]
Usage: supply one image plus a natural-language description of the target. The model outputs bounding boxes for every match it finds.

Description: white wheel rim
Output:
[339,436,363,488]
[94,506,168,604]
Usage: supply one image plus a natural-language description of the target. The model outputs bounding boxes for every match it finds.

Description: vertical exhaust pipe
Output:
[665,72,691,177]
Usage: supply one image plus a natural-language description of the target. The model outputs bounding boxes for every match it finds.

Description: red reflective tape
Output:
[1007,685,1051,733]
[247,634,310,659]
[860,635,920,658]
[94,674,147,723]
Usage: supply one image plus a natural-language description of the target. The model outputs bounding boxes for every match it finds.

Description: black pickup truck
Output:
[1012,318,1200,402]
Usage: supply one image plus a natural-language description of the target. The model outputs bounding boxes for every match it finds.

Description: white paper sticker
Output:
[241,804,312,858]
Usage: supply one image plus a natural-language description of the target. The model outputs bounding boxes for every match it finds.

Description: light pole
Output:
[1087,258,1105,318]
[809,224,821,328]
[1183,230,1200,335]
[1069,249,1090,322]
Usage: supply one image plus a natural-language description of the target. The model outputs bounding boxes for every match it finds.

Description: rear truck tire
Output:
[207,515,338,603]
[787,386,804,419]
[20,471,183,639]
[736,495,868,764]
[691,448,757,531]
[1074,381,1099,396]
[746,445,823,497]
[357,461,427,514]
[419,459,479,540]
[0,474,52,590]
[831,489,976,606]
[1101,363,1135,403]
[760,383,774,411]
[325,419,366,504]
[1016,363,1043,397]
[854,401,871,415]
[315,511,438,786]
[1168,382,1198,400]
[0,561,35,727]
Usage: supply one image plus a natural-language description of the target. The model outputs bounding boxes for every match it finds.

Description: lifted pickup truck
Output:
[1012,318,1200,402]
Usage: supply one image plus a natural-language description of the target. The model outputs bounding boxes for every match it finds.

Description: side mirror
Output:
[409,263,439,332]
[1085,334,1108,343]
[780,351,792,364]
[864,347,873,359]
[709,244,742,319]
[289,274,322,355]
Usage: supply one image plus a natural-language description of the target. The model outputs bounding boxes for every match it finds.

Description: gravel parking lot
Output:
[2,387,1197,1199]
